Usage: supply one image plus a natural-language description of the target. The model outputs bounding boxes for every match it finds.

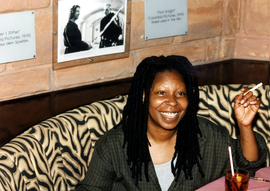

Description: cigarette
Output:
[243,82,263,95]
[250,176,270,182]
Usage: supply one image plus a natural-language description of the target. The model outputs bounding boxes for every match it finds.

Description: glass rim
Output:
[225,167,250,176]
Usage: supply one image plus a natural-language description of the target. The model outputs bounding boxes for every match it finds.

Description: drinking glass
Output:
[225,167,250,191]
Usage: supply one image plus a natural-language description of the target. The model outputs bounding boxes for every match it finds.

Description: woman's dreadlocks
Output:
[122,55,205,185]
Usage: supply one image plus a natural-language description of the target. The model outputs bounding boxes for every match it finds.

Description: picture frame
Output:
[53,0,131,70]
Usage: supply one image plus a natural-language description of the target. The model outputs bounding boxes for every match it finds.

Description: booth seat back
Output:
[0,95,128,191]
[0,84,270,191]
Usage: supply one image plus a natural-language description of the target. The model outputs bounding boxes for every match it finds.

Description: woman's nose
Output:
[165,95,178,106]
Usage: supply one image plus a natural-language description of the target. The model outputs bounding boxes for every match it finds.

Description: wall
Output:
[0,0,269,102]
[234,0,270,60]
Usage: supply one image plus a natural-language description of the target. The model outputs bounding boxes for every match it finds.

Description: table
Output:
[196,167,270,191]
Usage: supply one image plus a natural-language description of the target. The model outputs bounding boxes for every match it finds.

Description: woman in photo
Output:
[63,5,91,54]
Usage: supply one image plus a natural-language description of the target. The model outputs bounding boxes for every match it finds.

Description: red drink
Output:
[225,168,250,191]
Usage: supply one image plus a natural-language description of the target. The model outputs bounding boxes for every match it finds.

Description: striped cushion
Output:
[0,95,127,191]
[0,85,269,190]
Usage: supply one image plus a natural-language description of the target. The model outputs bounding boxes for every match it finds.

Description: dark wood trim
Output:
[195,59,270,85]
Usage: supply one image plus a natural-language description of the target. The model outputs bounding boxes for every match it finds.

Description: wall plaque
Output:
[0,11,36,64]
[144,0,187,40]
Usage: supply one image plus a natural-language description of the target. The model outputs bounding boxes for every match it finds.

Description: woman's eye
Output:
[157,91,165,95]
[177,92,186,96]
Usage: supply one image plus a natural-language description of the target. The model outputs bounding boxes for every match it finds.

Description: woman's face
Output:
[74,7,80,20]
[147,70,188,131]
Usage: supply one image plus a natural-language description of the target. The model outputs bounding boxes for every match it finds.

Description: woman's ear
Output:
[142,91,145,103]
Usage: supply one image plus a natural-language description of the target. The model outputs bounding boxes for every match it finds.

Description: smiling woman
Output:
[147,70,189,166]
[147,70,188,132]
[75,55,267,191]
[121,55,204,188]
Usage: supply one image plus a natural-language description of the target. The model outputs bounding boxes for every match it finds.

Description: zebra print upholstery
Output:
[0,95,127,191]
[0,85,269,190]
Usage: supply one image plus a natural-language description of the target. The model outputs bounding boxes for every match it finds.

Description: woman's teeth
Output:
[160,112,178,118]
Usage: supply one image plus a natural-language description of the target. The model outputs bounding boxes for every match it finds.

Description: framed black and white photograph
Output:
[53,0,130,70]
